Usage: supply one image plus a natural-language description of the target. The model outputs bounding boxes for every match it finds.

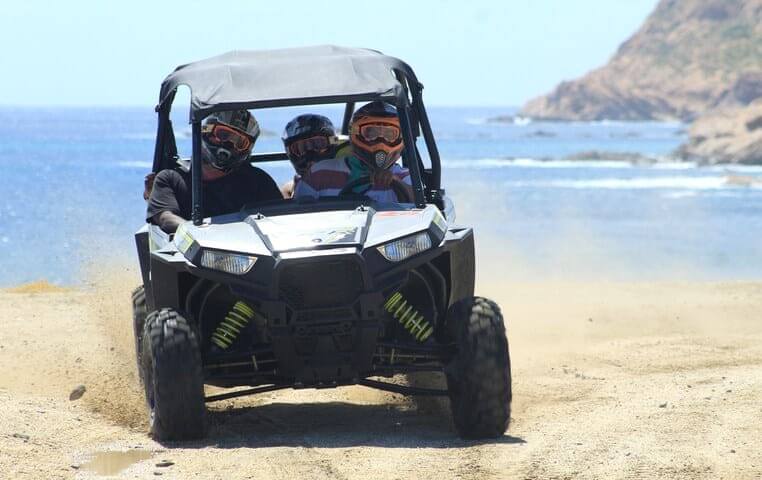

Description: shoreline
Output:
[462,153,762,169]
[485,112,762,166]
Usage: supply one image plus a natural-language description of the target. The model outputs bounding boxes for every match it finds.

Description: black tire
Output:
[141,308,206,441]
[446,297,511,438]
[131,285,147,378]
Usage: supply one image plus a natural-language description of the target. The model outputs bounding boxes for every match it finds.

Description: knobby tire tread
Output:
[142,308,206,441]
[447,297,512,438]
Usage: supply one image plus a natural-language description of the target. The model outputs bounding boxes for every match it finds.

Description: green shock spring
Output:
[383,292,433,342]
[211,301,256,349]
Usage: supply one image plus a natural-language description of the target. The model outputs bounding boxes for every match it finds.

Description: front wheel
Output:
[446,297,512,438]
[141,308,206,441]
[131,285,147,379]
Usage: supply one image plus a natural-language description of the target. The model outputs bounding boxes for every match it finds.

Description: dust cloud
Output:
[78,264,147,429]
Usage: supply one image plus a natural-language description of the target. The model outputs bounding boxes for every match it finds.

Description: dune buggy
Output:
[133,46,511,440]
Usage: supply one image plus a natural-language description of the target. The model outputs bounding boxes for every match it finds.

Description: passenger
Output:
[294,101,414,203]
[280,114,343,198]
[147,110,282,233]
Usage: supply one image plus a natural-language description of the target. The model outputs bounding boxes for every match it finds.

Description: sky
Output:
[0,0,659,107]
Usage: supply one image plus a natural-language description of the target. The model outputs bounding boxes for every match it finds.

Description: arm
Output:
[372,168,414,203]
[280,179,295,199]
[397,181,414,203]
[146,170,187,234]
[293,178,319,198]
[153,211,185,234]
[293,171,321,198]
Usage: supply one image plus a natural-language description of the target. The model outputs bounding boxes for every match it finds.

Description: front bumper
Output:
[246,253,387,385]
[147,228,475,386]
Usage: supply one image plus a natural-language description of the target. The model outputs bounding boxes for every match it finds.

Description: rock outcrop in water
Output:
[563,151,659,165]
[520,0,762,122]
[676,99,762,164]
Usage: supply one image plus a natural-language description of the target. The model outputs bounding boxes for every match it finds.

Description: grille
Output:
[279,260,363,309]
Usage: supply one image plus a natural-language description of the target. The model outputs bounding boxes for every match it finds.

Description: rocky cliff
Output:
[676,98,762,164]
[520,0,762,122]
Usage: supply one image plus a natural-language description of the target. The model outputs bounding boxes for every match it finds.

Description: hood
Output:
[251,210,369,252]
[178,205,446,257]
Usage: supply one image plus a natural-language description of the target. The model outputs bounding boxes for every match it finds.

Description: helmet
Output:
[201,110,260,172]
[350,101,403,170]
[282,114,339,175]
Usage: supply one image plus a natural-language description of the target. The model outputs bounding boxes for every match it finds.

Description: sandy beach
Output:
[1,271,760,479]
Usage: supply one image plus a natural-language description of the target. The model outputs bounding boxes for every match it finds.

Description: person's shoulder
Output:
[239,163,268,177]
[155,168,184,180]
[154,168,187,186]
[312,157,350,173]
[239,162,262,172]
[334,140,352,159]
[237,163,277,182]
[302,158,350,190]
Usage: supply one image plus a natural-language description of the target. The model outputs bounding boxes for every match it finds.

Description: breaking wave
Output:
[443,158,636,169]
[442,157,762,173]
[119,133,156,140]
[503,176,762,190]
[116,161,152,169]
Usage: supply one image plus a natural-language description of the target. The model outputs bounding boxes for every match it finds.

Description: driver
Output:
[147,110,283,233]
[294,101,413,203]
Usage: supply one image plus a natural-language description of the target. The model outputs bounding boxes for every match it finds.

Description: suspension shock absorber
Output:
[211,301,256,349]
[383,292,433,342]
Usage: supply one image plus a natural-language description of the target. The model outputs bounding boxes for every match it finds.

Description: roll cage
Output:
[150,46,443,225]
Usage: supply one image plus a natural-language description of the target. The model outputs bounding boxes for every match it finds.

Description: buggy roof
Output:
[159,45,415,121]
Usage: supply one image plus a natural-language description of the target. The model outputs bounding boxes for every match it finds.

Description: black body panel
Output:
[140,227,473,388]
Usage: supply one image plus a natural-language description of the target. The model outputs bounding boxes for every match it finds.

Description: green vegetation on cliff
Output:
[521,0,762,122]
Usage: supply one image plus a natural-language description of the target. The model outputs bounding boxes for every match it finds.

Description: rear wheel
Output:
[141,308,206,440]
[131,286,147,378]
[446,297,511,438]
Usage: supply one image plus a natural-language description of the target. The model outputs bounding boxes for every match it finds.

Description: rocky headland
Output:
[676,98,762,164]
[517,0,762,164]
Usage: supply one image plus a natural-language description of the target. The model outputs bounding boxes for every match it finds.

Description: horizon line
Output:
[0,103,520,110]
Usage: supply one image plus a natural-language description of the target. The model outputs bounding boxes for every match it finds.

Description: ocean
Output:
[0,106,760,286]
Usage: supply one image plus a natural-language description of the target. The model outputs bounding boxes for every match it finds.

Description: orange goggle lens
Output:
[202,124,252,152]
[353,123,401,144]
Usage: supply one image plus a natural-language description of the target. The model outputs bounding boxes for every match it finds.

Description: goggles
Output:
[288,135,337,158]
[352,122,401,144]
[202,123,252,153]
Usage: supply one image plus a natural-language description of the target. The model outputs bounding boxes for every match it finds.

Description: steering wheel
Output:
[339,176,414,203]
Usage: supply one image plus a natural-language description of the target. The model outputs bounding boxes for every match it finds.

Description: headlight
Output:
[200,250,257,275]
[377,232,432,262]
[174,224,195,254]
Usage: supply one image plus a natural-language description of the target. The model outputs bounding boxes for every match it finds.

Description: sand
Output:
[1,274,761,479]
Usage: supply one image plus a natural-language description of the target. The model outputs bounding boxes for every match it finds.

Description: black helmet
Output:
[201,110,260,172]
[282,114,339,175]
[350,101,403,170]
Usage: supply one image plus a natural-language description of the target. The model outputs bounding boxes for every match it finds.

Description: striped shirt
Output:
[294,157,412,203]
